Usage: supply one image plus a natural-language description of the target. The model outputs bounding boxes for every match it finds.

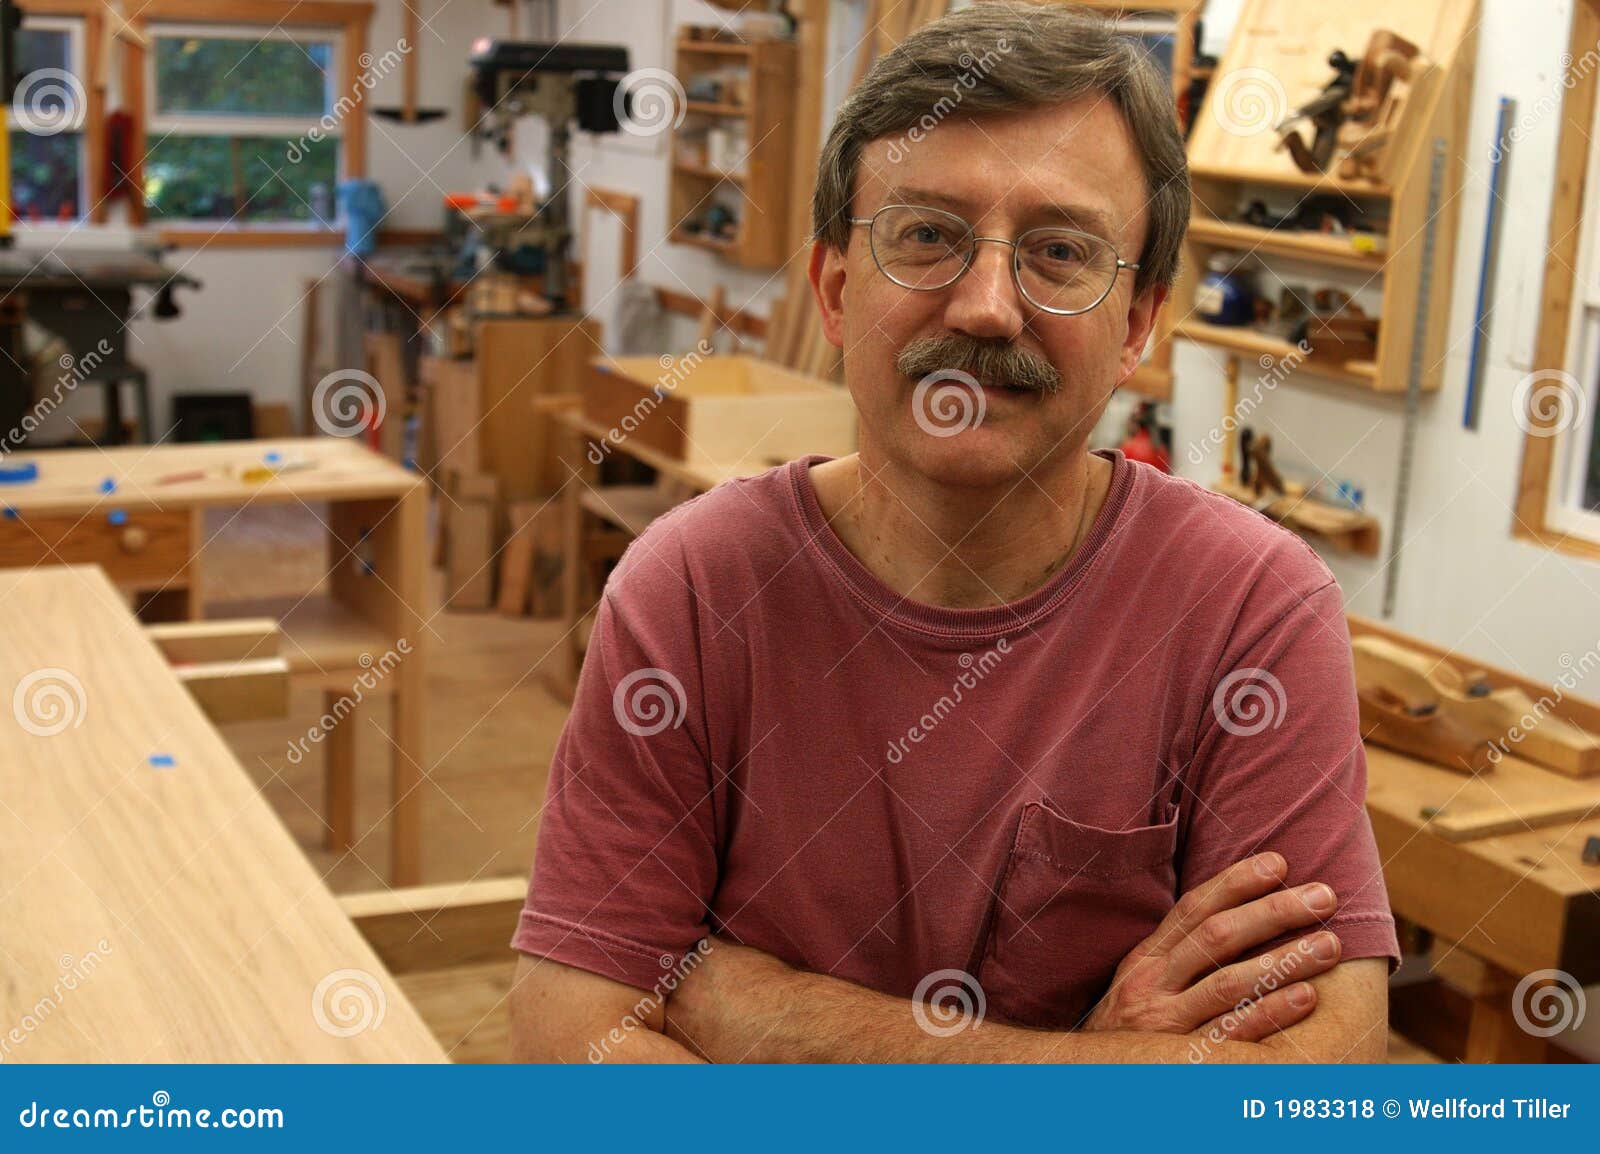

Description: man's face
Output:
[813,96,1165,489]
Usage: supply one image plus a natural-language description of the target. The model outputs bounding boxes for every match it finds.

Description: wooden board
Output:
[1365,744,1600,841]
[478,317,604,502]
[0,565,443,1061]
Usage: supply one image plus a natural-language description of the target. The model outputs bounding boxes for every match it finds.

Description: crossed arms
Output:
[509,851,1388,1064]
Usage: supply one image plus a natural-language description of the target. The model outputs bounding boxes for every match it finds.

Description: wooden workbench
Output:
[0,437,430,884]
[1351,616,1600,1061]
[0,566,444,1061]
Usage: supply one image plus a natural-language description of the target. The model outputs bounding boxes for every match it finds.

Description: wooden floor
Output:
[200,503,1443,1064]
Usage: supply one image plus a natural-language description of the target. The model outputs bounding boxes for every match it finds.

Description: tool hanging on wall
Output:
[1381,140,1447,619]
[1463,97,1515,431]
[374,1,448,123]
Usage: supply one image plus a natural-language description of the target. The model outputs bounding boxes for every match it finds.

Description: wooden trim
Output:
[122,14,147,226]
[583,186,640,279]
[341,877,527,975]
[135,0,374,24]
[341,9,371,178]
[657,286,767,339]
[1514,0,1600,550]
[157,226,343,248]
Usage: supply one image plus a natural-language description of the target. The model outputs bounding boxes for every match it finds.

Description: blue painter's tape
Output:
[148,754,176,768]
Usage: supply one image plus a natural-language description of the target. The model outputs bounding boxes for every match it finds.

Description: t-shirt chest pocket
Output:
[974,799,1179,1029]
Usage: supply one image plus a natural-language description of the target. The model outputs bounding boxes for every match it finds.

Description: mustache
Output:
[895,334,1062,395]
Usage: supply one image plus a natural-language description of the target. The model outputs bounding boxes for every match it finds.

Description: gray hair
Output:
[812,1,1190,293]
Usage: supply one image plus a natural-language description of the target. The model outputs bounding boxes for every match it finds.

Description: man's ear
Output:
[1119,283,1167,384]
[808,238,848,350]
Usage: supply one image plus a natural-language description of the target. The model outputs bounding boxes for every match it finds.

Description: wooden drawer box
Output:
[0,508,194,587]
[585,354,856,470]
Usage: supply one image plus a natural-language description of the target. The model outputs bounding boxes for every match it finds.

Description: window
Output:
[144,25,342,225]
[8,16,87,224]
[1517,0,1600,558]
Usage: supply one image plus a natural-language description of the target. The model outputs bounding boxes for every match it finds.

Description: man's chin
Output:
[894,425,1050,489]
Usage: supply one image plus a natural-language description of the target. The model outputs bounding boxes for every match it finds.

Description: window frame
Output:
[143,21,345,229]
[7,11,90,228]
[129,0,372,247]
[1515,0,1600,562]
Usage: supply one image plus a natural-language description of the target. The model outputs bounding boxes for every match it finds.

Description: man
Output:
[509,2,1398,1062]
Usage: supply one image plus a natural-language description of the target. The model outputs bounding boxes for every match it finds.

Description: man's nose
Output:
[942,239,1025,342]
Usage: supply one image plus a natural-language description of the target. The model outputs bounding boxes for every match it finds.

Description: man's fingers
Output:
[1164,881,1338,987]
[1178,931,1341,1028]
[1145,853,1288,957]
[1196,981,1319,1046]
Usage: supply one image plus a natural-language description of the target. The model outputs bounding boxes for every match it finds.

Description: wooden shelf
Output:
[673,160,746,184]
[685,100,749,118]
[669,31,794,269]
[671,229,739,255]
[1176,319,1379,387]
[1188,163,1391,199]
[1186,217,1387,272]
[578,485,683,538]
[1213,477,1381,556]
[676,37,757,56]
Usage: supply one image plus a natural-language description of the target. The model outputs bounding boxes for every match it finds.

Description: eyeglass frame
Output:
[846,202,1141,317]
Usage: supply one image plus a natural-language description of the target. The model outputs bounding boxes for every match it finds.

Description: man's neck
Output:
[809,447,1112,610]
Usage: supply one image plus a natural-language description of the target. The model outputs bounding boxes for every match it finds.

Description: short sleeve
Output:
[1179,581,1400,972]
[510,565,720,992]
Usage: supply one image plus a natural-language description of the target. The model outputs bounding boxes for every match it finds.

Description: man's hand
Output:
[1082,851,1341,1041]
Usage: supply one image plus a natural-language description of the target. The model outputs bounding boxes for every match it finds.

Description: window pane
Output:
[14,27,83,126]
[155,36,331,118]
[144,135,338,223]
[9,130,82,221]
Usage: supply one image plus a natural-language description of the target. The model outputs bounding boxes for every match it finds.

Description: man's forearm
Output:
[667,947,1276,1063]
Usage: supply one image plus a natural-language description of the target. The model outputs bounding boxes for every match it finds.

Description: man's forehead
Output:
[854,104,1144,239]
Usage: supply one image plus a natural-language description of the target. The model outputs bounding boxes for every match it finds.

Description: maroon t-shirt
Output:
[512,450,1400,1027]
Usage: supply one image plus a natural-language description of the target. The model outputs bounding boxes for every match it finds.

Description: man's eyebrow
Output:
[879,187,1119,237]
